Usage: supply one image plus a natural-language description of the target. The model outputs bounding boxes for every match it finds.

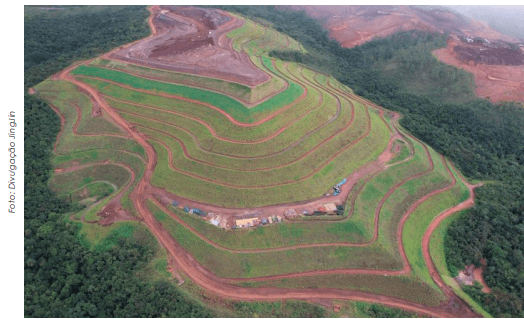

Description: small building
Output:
[235,217,259,228]
[284,209,298,219]
[261,218,268,225]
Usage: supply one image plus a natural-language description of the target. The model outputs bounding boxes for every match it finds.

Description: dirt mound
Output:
[52,6,485,315]
[98,202,135,226]
[109,5,269,87]
[149,6,223,57]
[454,45,524,66]
[452,36,524,66]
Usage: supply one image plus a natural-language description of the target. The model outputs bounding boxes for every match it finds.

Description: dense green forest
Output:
[24,6,150,88]
[218,5,524,317]
[24,6,214,317]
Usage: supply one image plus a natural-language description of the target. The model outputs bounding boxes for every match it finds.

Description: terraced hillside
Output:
[32,5,484,318]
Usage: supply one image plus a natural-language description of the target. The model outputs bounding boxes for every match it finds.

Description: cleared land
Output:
[33,6,482,317]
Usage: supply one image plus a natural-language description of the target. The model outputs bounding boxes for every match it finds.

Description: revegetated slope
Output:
[32,5,483,318]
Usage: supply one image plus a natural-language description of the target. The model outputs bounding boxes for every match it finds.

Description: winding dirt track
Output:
[47,100,140,224]
[147,136,432,254]
[148,147,456,284]
[76,74,308,127]
[42,6,484,317]
[57,70,478,316]
[48,103,66,155]
[57,62,479,315]
[101,63,331,148]
[57,161,136,221]
[47,102,133,156]
[101,68,322,146]
[423,164,482,297]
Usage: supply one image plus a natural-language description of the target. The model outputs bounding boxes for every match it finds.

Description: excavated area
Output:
[434,38,524,104]
[109,5,269,86]
[452,36,524,66]
[285,6,524,105]
[285,5,519,48]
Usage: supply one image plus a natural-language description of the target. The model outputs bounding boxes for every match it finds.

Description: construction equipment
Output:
[335,178,347,188]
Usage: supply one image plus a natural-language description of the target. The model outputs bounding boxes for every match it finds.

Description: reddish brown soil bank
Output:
[434,38,524,104]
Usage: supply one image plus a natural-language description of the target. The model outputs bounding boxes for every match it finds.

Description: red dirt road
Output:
[57,60,480,317]
[147,132,429,255]
[45,6,484,317]
[99,64,322,146]
[75,74,308,127]
[423,165,483,298]
[54,161,137,225]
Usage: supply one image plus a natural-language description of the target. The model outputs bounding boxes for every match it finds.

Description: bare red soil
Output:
[473,268,491,293]
[288,6,524,105]
[109,6,269,87]
[434,38,524,104]
[287,6,519,48]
